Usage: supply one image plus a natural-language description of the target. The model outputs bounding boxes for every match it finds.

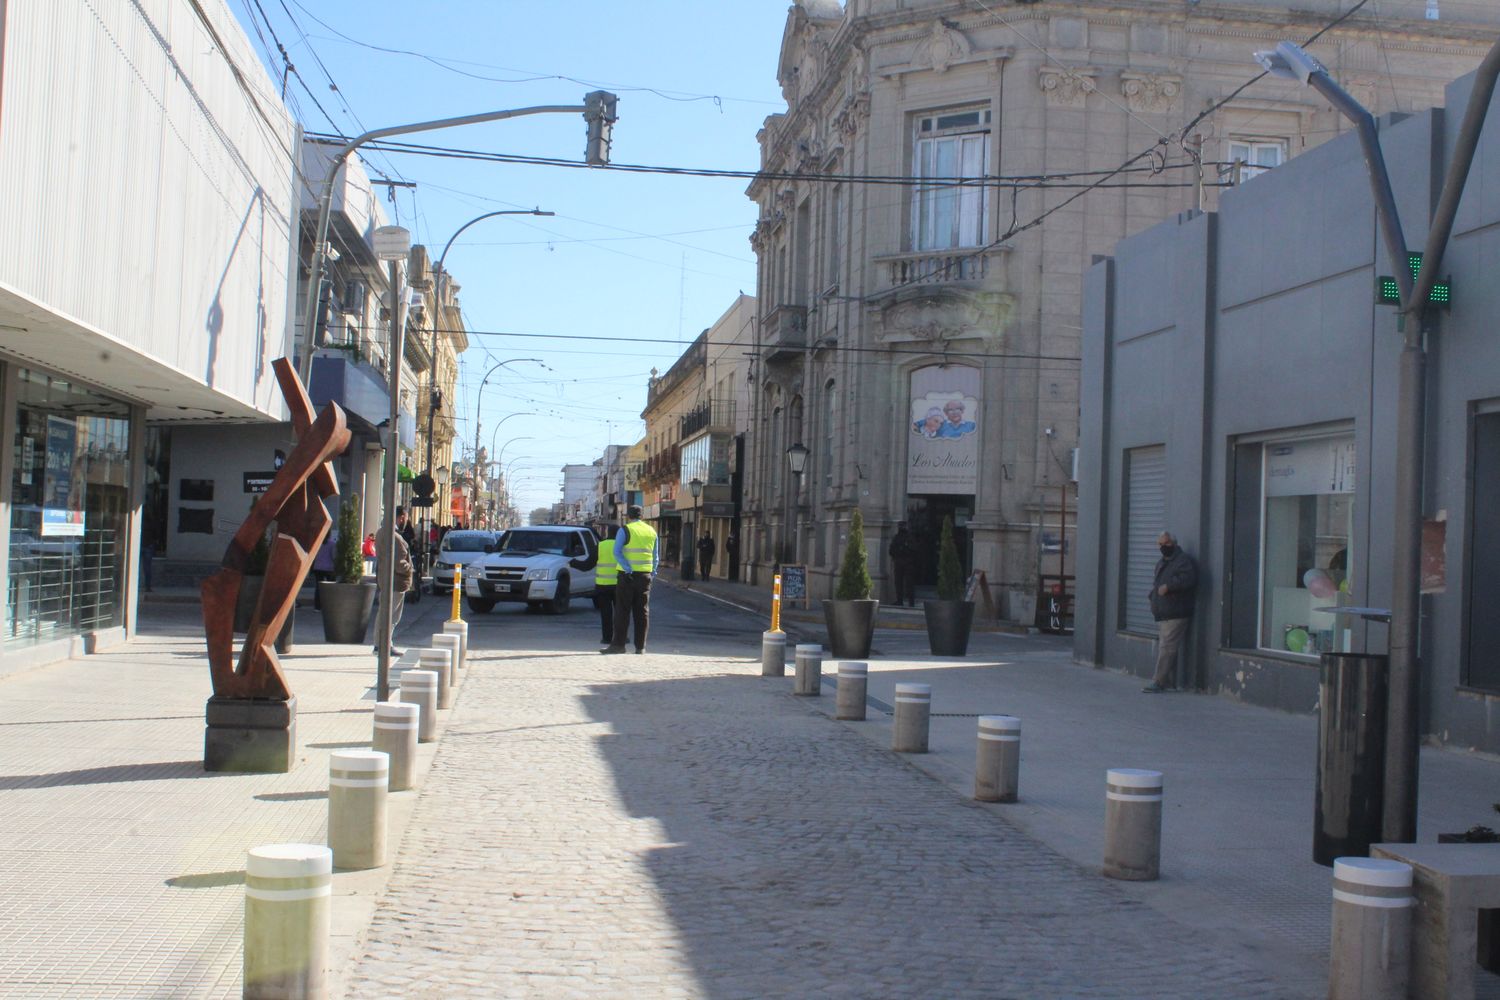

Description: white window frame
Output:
[1227,138,1287,181]
[912,107,991,251]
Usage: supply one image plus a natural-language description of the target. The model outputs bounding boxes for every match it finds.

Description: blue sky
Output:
[232,0,790,515]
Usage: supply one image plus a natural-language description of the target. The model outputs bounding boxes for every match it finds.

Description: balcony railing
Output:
[679,398,736,439]
[875,247,1004,289]
[761,304,807,362]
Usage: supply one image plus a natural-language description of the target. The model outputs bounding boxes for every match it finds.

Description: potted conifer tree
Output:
[822,508,879,658]
[923,515,975,655]
[318,494,377,643]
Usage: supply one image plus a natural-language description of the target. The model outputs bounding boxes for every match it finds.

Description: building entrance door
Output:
[903,494,973,591]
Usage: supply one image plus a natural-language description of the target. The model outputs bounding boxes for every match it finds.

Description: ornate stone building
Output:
[742,0,1497,612]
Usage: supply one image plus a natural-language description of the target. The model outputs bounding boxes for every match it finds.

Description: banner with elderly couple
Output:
[906,364,980,495]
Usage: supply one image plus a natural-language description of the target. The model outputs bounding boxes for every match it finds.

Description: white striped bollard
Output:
[419,647,454,709]
[244,843,331,1000]
[443,619,468,669]
[794,644,822,696]
[835,662,867,720]
[398,669,438,742]
[1329,857,1412,1000]
[328,750,388,870]
[892,683,931,753]
[975,715,1021,802]
[1103,768,1162,880]
[372,701,418,791]
[761,631,786,677]
[432,632,462,678]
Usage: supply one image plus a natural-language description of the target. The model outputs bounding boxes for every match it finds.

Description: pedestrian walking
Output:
[593,525,620,647]
[725,532,738,578]
[696,532,715,581]
[602,505,658,655]
[889,521,917,608]
[1144,530,1197,692]
[373,517,414,659]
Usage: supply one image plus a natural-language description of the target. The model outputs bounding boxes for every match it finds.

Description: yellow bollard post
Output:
[770,573,782,633]
[450,564,463,623]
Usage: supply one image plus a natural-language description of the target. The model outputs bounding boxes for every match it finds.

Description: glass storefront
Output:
[6,368,133,648]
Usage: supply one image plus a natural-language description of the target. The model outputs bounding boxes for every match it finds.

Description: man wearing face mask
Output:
[1144,531,1197,693]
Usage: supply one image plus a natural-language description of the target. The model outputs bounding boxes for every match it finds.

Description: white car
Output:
[430,530,499,594]
[464,524,598,615]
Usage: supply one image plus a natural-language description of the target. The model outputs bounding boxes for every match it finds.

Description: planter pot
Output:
[822,599,879,659]
[923,599,975,656]
[318,581,377,644]
[233,576,264,634]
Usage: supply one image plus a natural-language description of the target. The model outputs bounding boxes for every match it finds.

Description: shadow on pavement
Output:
[0,759,218,789]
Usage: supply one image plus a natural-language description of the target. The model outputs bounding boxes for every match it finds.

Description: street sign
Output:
[412,472,435,498]
[408,497,435,509]
[243,471,277,494]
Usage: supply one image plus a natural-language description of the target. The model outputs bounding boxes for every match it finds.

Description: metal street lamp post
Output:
[297,95,615,384]
[786,442,809,565]
[1253,39,1500,842]
[472,361,544,528]
[371,226,411,703]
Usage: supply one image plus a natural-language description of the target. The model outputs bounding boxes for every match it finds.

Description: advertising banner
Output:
[906,365,981,495]
[42,416,85,537]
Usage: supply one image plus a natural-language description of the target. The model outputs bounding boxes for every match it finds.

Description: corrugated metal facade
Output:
[0,0,296,420]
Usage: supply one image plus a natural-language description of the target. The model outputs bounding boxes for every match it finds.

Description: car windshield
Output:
[498,530,569,555]
[441,533,492,553]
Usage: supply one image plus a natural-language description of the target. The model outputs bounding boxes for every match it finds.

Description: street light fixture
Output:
[786,442,809,477]
[296,95,617,383]
[689,477,704,499]
[472,360,545,521]
[1250,38,1500,843]
[786,442,809,564]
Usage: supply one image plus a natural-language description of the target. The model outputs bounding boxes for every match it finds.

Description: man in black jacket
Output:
[1145,531,1197,693]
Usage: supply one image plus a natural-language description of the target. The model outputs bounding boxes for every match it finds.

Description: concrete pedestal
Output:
[328,750,388,870]
[432,633,462,677]
[399,670,438,743]
[892,683,931,753]
[835,662,867,720]
[1371,842,1500,1000]
[204,696,297,773]
[442,620,468,669]
[1329,857,1412,1000]
[1104,768,1163,881]
[419,648,454,709]
[794,644,822,696]
[975,715,1021,802]
[761,632,786,677]
[244,843,330,1000]
[373,701,418,791]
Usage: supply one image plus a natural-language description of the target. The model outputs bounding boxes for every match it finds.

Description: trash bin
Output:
[1313,652,1388,867]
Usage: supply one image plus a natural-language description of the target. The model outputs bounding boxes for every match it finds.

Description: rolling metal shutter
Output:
[1123,446,1166,633]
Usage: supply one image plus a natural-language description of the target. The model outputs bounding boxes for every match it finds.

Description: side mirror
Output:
[483,544,494,554]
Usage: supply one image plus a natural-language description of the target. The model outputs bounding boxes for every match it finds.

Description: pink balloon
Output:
[1304,569,1336,599]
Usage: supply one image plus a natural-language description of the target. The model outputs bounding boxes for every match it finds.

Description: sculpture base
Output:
[204,696,297,773]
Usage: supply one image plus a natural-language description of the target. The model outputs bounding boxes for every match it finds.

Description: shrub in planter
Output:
[923,515,975,656]
[823,508,879,658]
[319,494,377,643]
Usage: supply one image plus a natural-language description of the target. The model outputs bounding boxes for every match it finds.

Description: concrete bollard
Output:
[761,631,786,677]
[372,701,418,792]
[1329,857,1412,1000]
[432,633,462,678]
[892,683,931,753]
[419,647,454,710]
[975,715,1021,803]
[1103,768,1163,881]
[442,619,468,670]
[793,644,823,696]
[328,750,388,870]
[835,662,867,720]
[398,669,438,743]
[244,843,331,1000]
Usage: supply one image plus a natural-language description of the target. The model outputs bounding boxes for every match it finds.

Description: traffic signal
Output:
[584,91,618,166]
[1376,251,1451,308]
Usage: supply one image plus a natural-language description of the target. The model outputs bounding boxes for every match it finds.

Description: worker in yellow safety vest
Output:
[602,504,658,655]
[592,526,620,647]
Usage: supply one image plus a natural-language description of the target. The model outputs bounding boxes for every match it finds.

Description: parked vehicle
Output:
[463,524,597,615]
[430,530,499,595]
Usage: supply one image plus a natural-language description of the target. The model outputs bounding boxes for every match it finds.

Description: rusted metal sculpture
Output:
[202,358,349,700]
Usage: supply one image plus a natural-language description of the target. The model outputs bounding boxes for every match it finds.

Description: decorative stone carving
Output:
[920,19,972,74]
[776,189,798,212]
[873,288,1015,346]
[1039,65,1097,108]
[1120,71,1182,114]
[835,93,871,140]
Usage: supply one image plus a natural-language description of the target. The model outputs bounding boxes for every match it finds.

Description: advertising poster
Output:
[42,415,85,537]
[906,364,981,495]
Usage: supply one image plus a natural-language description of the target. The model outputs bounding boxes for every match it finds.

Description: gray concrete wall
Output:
[1078,65,1500,751]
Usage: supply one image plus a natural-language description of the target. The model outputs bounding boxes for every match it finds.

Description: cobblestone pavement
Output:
[345,633,1301,997]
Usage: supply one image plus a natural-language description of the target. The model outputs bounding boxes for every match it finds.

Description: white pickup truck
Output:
[463,524,598,615]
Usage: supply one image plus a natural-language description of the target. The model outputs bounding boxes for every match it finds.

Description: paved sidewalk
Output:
[0,594,453,998]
